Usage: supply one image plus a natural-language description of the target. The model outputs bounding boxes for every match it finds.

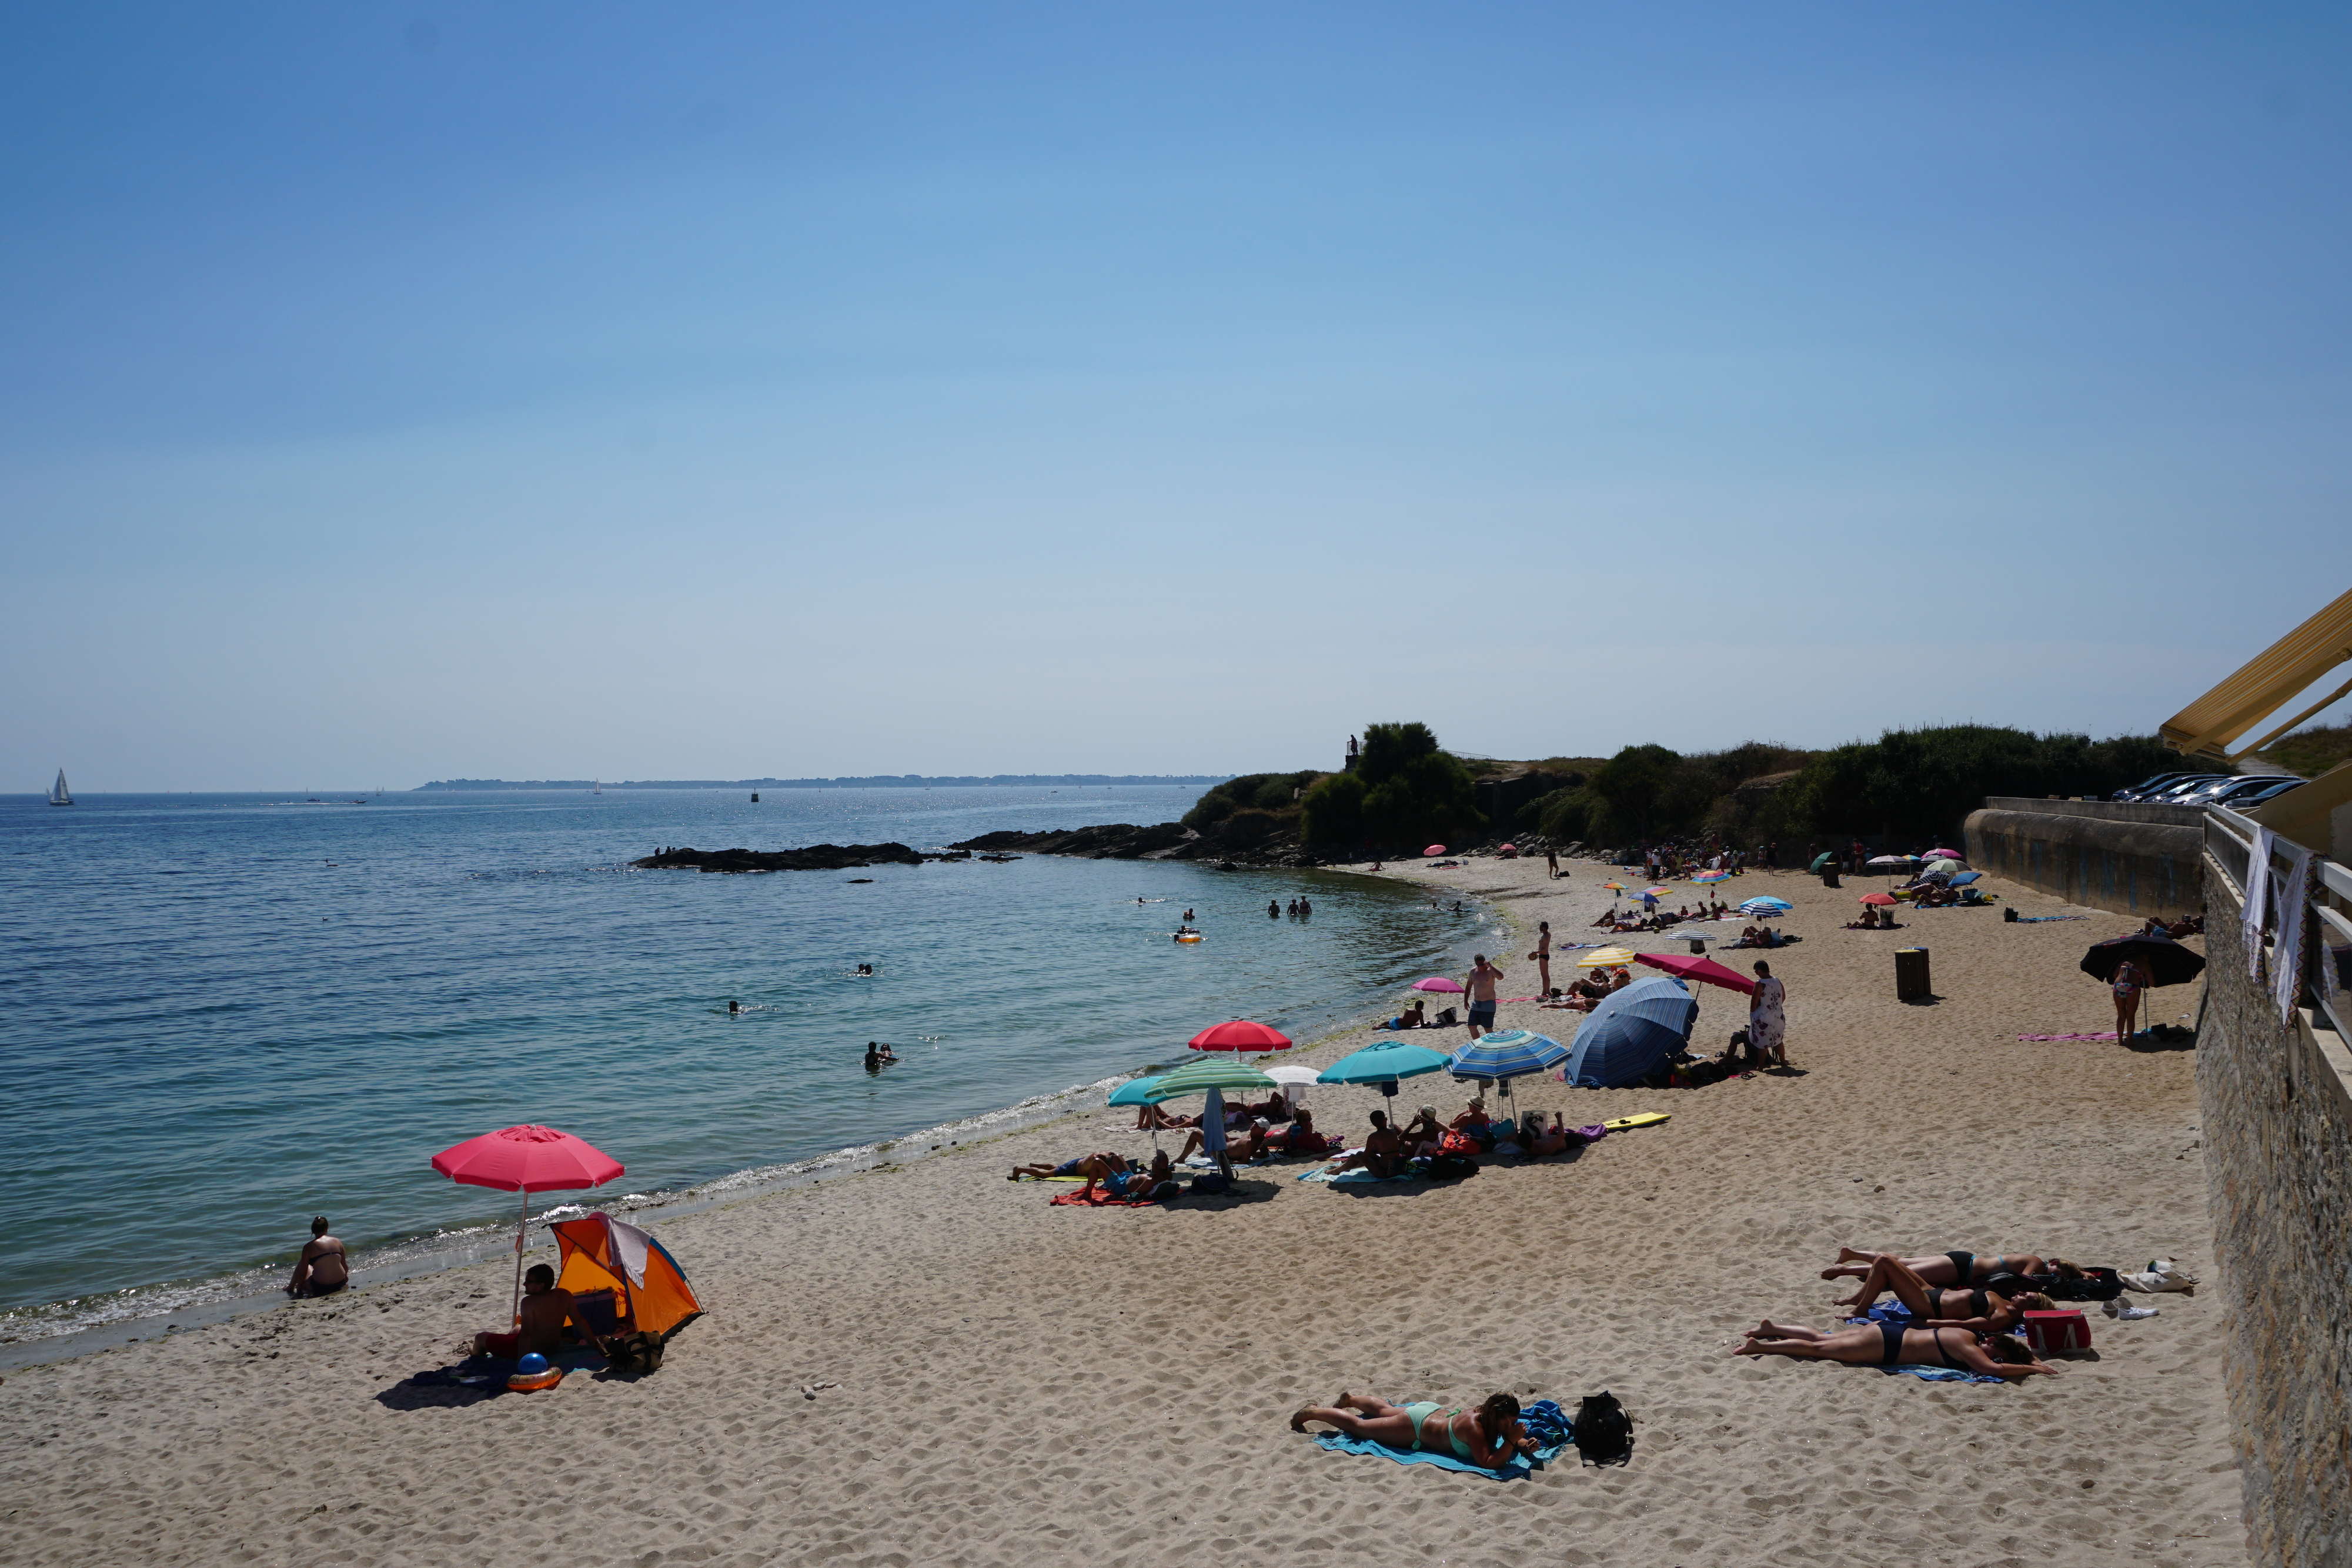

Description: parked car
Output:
[2145,774,2234,801]
[2207,775,2305,809]
[2112,771,2200,801]
[2172,775,2260,805]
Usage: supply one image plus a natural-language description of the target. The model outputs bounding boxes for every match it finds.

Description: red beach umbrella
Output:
[432,1124,625,1332]
[1633,951,1757,994]
[1860,892,1898,907]
[1187,1019,1294,1053]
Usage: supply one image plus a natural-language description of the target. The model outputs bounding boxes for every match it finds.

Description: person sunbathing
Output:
[1843,910,1880,931]
[1449,1098,1494,1146]
[1384,1000,1429,1029]
[475,1263,606,1359]
[1009,1151,1128,1181]
[1275,1108,1329,1152]
[1290,1392,1537,1470]
[1718,1027,1762,1072]
[1590,910,1620,928]
[1132,1102,1197,1131]
[1245,1092,1294,1123]
[1334,1111,1409,1176]
[1081,1150,1173,1201]
[1518,1112,1579,1156]
[1821,1248,2082,1288]
[1399,1105,1446,1155]
[1178,1120,1270,1165]
[1729,1320,2057,1379]
[1834,1254,2054,1332]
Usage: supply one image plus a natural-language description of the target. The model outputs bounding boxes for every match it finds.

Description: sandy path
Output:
[0,856,2244,1567]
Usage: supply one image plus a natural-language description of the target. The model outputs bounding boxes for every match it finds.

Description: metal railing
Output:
[2206,802,2351,1041]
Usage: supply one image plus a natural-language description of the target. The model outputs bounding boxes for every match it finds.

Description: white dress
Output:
[1749,975,1786,1055]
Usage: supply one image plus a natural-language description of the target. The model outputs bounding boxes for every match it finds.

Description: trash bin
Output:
[1895,946,1932,1002]
[1821,865,1841,889]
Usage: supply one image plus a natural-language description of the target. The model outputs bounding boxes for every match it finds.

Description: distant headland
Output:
[415,774,1232,791]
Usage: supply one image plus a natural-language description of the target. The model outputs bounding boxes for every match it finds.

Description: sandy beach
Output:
[0,855,2244,1568]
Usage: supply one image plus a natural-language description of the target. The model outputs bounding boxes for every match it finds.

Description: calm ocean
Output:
[0,785,1493,1344]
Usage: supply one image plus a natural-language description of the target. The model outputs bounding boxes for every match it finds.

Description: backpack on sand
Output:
[602,1330,666,1376]
[1572,1391,1633,1467]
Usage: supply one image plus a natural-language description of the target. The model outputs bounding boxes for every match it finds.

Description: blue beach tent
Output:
[1561,977,1699,1088]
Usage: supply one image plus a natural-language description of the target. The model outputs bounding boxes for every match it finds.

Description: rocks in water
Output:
[631,844,931,873]
[947,821,1317,867]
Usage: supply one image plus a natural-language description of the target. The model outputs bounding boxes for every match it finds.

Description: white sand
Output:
[0,857,2246,1567]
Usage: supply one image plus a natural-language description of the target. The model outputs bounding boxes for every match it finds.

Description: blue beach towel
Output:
[1841,1306,2008,1384]
[1309,1399,1573,1479]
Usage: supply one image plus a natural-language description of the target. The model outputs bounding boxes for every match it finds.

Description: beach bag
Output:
[603,1330,666,1375]
[2039,1266,2124,1302]
[1424,1152,1479,1181]
[2023,1310,2091,1355]
[1188,1173,1231,1196]
[1572,1392,1633,1467]
[1434,1007,1458,1026]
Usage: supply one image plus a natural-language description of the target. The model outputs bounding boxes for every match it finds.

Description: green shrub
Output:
[1299,721,1484,848]
[1780,726,2184,845]
[1182,771,1318,832]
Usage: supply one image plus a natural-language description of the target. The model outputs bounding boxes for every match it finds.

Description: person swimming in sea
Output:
[864,1041,898,1070]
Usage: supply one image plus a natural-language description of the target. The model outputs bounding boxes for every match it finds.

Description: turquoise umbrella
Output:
[1106,1076,1164,1107]
[1318,1041,1454,1086]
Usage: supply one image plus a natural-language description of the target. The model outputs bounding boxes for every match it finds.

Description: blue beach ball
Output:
[516,1353,550,1375]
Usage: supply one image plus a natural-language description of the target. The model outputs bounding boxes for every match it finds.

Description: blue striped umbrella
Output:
[1447,1029,1569,1082]
[1738,897,1791,915]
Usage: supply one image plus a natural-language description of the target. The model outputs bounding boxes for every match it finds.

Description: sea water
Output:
[0,786,1496,1343]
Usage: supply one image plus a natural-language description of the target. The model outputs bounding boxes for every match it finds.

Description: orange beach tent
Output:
[550,1212,705,1342]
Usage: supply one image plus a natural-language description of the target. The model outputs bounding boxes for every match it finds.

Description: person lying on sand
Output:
[1178,1120,1270,1165]
[476,1264,604,1359]
[1132,1102,1197,1131]
[1821,1248,2082,1288]
[1291,1392,1537,1470]
[1384,1000,1429,1029]
[1833,1254,2054,1332]
[1730,1320,2057,1379]
[1080,1149,1174,1201]
[1010,1152,1125,1181]
[1517,1112,1579,1156]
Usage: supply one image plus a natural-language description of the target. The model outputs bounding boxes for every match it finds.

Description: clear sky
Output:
[5,3,2348,789]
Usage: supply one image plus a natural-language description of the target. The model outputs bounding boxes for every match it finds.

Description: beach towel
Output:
[1049,1187,1162,1208]
[1838,1306,2009,1383]
[1309,1399,1572,1480]
[2017,1032,2120,1041]
[2014,915,2090,922]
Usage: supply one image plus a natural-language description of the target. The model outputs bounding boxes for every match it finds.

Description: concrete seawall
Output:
[1963,796,2204,917]
[2198,840,2352,1565]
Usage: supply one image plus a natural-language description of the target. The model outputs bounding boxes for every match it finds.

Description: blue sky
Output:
[5,3,2348,788]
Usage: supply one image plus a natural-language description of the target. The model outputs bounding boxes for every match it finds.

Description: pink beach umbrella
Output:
[1187,1019,1294,1054]
[1924,848,1965,860]
[1424,844,1447,857]
[432,1124,625,1332]
[1411,976,1465,994]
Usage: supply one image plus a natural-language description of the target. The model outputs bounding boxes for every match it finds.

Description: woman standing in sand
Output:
[1531,921,1553,995]
[2110,957,2148,1041]
[1749,961,1786,1068]
[1291,1393,1537,1470]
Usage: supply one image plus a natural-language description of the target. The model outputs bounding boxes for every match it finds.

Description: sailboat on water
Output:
[49,769,73,807]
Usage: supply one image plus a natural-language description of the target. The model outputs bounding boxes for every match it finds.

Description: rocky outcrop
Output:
[632,844,937,873]
[950,822,1198,860]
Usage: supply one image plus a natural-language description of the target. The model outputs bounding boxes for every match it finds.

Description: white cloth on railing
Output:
[2243,825,2273,987]
[2272,844,2311,1025]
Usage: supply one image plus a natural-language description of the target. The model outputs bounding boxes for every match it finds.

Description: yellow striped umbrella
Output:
[1575,945,1639,968]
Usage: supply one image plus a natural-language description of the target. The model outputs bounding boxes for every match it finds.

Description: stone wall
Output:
[2198,856,2352,1567]
[1963,797,2204,916]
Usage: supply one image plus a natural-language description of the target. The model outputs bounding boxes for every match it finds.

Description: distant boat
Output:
[751,791,760,803]
[593,780,603,794]
[48,768,73,807]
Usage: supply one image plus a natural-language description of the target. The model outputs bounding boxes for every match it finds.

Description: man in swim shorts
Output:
[1462,953,1504,1039]
[475,1264,606,1359]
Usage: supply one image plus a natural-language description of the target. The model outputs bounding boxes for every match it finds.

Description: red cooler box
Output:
[2023,1309,2091,1354]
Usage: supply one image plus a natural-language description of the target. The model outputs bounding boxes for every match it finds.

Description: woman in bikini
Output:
[1730,1321,2058,1379]
[2111,957,2148,1041]
[1820,1247,2083,1289]
[1291,1392,1538,1470]
[1831,1253,2055,1332]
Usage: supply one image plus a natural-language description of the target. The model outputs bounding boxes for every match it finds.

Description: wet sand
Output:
[0,855,2243,1567]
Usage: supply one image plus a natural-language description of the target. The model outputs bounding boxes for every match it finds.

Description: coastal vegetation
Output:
[1299,723,1485,850]
[2259,721,2352,779]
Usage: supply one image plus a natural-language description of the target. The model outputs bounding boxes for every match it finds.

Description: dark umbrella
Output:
[2079,932,2206,987]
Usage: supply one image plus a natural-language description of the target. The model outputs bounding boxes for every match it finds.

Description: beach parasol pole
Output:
[512,1184,529,1329]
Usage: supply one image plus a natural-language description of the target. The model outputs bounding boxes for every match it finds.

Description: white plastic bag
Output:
[2121,1257,2197,1293]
